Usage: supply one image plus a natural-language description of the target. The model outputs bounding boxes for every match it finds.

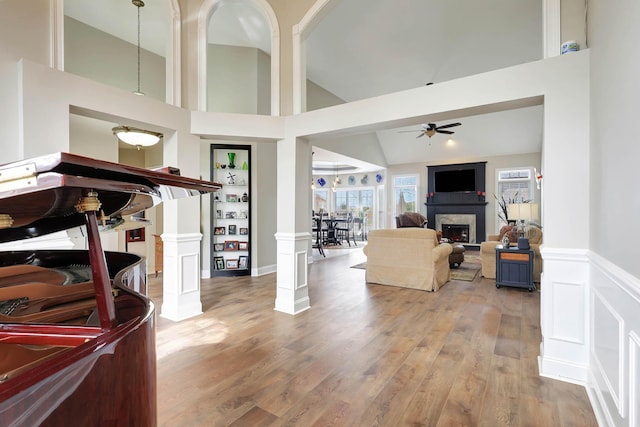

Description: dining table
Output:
[321,217,348,245]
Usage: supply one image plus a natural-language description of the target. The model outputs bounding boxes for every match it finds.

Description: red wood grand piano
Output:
[0,153,221,426]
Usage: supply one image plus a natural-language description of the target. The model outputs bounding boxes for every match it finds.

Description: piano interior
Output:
[0,261,146,384]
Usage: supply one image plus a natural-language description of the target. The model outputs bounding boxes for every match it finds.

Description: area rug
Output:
[450,262,480,281]
[351,253,481,282]
[452,252,481,282]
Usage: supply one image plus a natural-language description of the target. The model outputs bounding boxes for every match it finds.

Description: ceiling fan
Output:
[399,122,461,138]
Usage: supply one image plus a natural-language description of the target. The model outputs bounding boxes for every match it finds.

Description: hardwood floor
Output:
[150,248,597,426]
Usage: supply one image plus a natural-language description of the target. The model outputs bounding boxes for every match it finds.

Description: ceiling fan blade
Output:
[437,130,455,134]
[416,133,425,138]
[436,122,461,130]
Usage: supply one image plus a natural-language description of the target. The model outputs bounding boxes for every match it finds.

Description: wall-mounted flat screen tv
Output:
[434,169,476,192]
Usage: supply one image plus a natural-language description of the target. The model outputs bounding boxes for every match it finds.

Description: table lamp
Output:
[508,203,539,238]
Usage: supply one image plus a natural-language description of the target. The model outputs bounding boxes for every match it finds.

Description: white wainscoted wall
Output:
[587,253,640,427]
[539,248,591,383]
[540,247,640,426]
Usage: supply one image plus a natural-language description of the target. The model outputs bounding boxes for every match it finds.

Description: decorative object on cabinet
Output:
[154,234,163,277]
[126,227,145,242]
[376,173,383,183]
[227,152,236,169]
[211,144,251,276]
[224,240,239,251]
[317,177,326,187]
[239,256,248,269]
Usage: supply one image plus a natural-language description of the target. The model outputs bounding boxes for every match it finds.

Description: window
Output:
[497,169,533,202]
[313,189,329,213]
[496,167,535,227]
[334,189,374,217]
[393,175,418,215]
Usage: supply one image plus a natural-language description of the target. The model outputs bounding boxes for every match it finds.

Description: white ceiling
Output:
[64,0,544,168]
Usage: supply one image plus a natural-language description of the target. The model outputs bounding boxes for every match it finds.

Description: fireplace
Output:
[436,214,477,243]
[426,162,488,244]
[442,224,470,243]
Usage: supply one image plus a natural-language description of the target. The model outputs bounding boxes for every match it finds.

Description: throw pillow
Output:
[498,225,518,243]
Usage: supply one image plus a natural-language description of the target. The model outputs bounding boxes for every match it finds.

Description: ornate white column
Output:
[160,131,206,321]
[274,136,312,314]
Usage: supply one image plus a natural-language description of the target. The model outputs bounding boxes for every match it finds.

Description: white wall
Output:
[65,17,166,102]
[585,0,640,425]
[0,0,51,162]
[207,44,271,115]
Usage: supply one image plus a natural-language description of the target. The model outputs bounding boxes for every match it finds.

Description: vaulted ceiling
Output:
[64,0,544,170]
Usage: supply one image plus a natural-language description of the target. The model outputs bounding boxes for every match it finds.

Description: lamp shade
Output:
[113,126,162,147]
[508,203,539,221]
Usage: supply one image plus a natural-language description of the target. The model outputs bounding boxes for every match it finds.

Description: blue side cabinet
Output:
[495,245,535,292]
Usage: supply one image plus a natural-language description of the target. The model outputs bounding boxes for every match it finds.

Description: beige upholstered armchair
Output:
[363,228,452,292]
[480,225,543,282]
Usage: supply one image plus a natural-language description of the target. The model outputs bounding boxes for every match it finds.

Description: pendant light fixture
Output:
[112,1,162,150]
[113,125,162,149]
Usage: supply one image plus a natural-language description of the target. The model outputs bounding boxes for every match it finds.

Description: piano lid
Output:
[0,152,222,243]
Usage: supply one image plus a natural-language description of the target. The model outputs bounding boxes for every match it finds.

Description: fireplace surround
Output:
[425,162,488,244]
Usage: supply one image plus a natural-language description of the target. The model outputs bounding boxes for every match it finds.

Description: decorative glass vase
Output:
[227,152,236,169]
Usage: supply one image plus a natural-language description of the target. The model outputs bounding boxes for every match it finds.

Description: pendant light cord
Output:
[132,0,144,95]
[137,3,141,94]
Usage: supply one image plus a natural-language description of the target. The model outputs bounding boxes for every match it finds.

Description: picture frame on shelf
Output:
[238,256,248,269]
[225,211,237,219]
[238,241,249,251]
[226,194,238,203]
[215,209,223,219]
[238,210,248,219]
[214,256,225,270]
[228,224,237,235]
[239,227,248,235]
[213,243,224,252]
[224,240,239,251]
[214,226,225,235]
[226,259,239,269]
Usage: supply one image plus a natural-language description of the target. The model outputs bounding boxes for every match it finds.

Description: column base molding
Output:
[160,233,204,322]
[274,232,311,315]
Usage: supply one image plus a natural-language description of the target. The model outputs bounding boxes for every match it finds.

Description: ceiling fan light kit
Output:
[399,122,462,139]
